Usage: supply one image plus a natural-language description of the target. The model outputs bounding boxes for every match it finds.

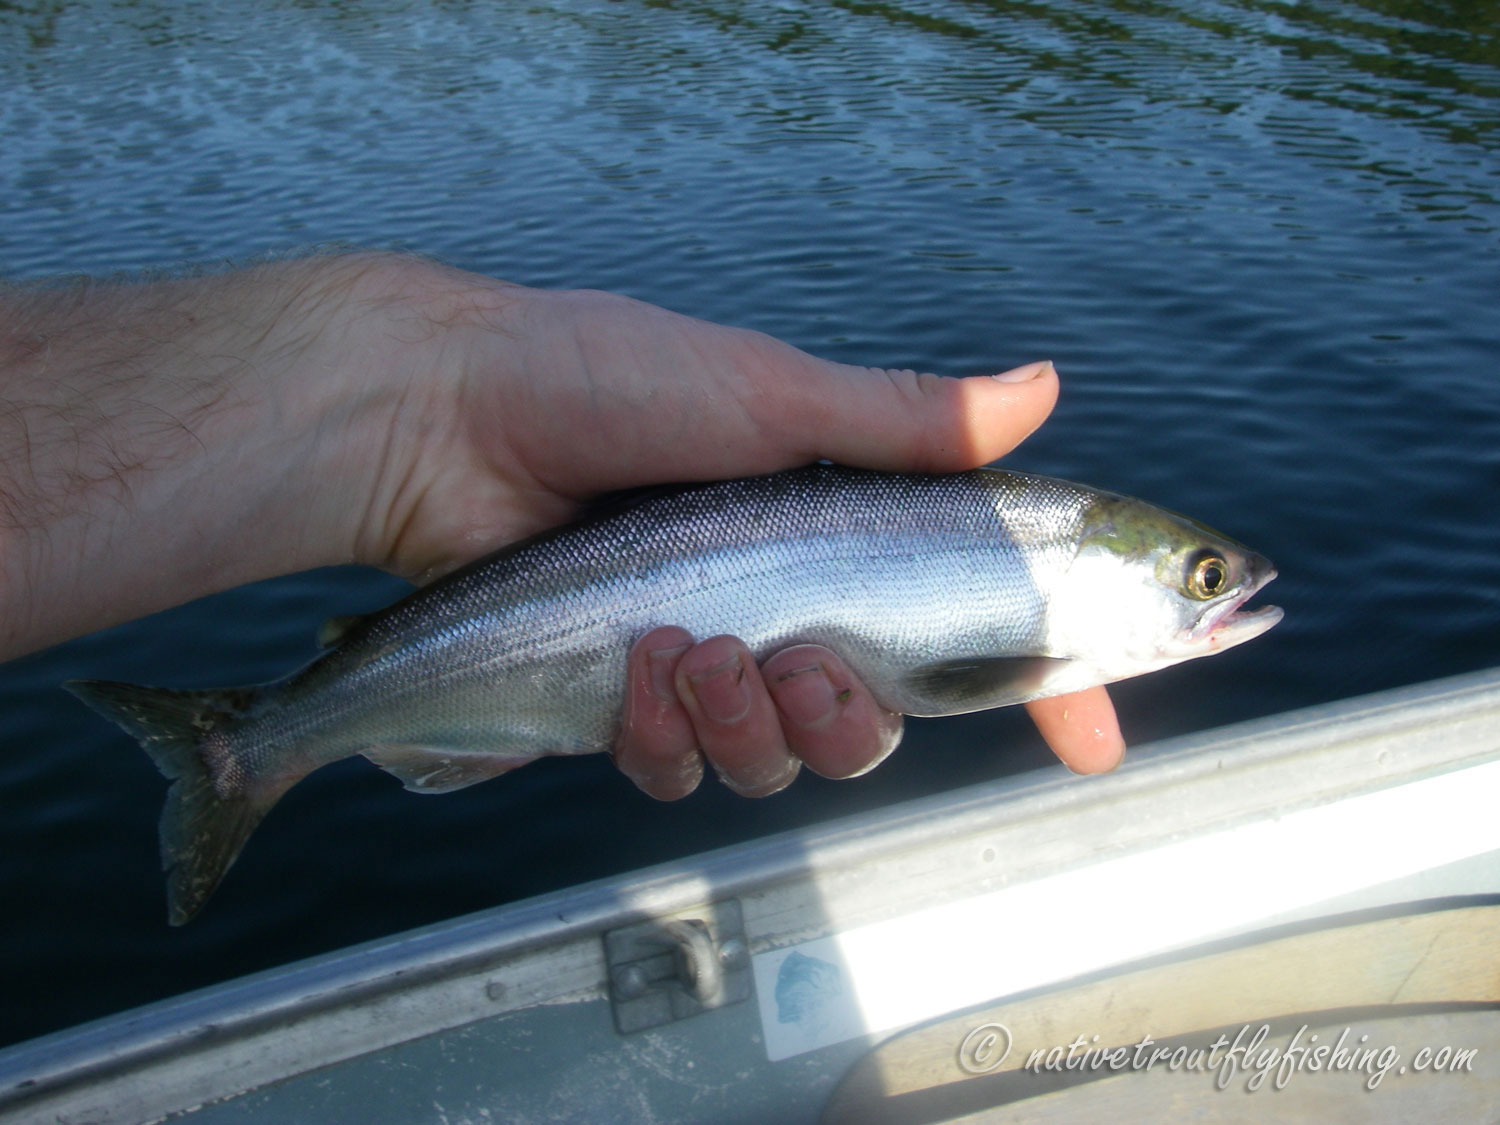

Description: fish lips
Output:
[1190,557,1283,651]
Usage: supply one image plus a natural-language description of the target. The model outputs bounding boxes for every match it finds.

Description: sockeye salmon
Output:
[69,465,1282,923]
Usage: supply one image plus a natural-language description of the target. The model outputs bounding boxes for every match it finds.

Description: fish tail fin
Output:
[65,679,297,926]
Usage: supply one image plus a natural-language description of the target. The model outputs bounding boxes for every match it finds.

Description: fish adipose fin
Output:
[65,680,297,926]
[362,744,529,794]
[902,656,1074,713]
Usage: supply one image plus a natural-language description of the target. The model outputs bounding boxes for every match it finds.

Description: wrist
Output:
[323,256,543,583]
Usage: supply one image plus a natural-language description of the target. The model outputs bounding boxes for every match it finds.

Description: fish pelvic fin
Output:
[65,679,297,926]
[362,743,531,794]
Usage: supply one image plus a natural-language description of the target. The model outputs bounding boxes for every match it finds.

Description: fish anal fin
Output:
[901,656,1075,715]
[363,744,531,794]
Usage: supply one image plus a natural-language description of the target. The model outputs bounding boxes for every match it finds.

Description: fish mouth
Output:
[1194,566,1283,650]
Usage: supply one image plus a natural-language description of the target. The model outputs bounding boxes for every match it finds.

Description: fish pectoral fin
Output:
[362,744,531,794]
[901,656,1075,714]
[316,613,370,648]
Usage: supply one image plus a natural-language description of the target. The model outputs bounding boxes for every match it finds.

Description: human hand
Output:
[613,630,1123,800]
[350,260,1124,790]
[0,253,1124,783]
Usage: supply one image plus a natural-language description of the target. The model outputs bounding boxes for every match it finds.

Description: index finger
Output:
[1024,687,1125,774]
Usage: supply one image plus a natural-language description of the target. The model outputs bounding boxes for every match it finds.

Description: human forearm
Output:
[0,256,418,659]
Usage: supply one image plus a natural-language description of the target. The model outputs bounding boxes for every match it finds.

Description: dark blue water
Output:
[2,0,1497,1048]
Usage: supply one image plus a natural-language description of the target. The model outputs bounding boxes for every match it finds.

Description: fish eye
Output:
[1186,553,1229,600]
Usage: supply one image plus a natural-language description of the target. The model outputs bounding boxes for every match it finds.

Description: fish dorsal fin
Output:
[362,744,531,794]
[902,656,1073,713]
[317,614,369,649]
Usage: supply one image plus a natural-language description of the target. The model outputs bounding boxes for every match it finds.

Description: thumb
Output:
[504,290,1060,491]
[766,355,1060,473]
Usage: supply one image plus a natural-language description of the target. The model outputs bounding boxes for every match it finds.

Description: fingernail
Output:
[772,663,842,730]
[647,644,690,702]
[992,360,1054,383]
[685,655,752,724]
[836,710,905,778]
[713,756,801,797]
[626,755,705,800]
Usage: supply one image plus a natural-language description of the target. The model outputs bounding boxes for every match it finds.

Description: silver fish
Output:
[68,465,1281,923]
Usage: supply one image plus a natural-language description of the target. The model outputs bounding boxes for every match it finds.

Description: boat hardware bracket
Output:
[604,898,752,1033]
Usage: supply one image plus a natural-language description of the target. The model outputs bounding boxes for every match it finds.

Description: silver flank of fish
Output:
[67,465,1281,922]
